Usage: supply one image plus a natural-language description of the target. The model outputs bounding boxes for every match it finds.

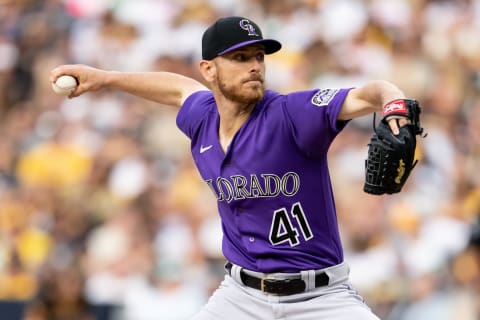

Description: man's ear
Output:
[199,60,216,82]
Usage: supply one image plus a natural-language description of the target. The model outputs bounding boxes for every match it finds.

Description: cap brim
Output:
[217,39,282,57]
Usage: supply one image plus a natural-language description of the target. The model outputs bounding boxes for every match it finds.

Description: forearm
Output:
[362,80,406,111]
[339,80,406,120]
[105,71,206,107]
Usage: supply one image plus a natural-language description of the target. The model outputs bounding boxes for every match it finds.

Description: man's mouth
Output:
[244,77,263,84]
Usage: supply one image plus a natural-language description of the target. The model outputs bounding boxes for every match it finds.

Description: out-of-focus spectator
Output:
[24,264,96,320]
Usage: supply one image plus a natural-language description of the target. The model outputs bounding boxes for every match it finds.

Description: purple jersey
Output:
[176,88,351,273]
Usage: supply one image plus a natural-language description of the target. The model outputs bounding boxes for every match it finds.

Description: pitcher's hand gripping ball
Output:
[364,99,425,195]
[52,75,78,96]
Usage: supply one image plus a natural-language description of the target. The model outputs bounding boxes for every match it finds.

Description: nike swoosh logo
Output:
[200,145,213,154]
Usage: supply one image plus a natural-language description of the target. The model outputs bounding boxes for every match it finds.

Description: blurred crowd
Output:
[0,0,480,319]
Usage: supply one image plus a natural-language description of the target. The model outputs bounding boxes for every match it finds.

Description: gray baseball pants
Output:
[192,262,381,320]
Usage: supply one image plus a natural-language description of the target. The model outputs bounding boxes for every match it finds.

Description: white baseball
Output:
[52,75,78,96]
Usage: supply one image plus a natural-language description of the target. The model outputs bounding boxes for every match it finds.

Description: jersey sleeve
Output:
[282,88,352,157]
[176,90,215,139]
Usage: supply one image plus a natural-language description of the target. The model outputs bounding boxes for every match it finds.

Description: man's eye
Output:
[256,53,265,62]
[234,54,247,61]
[231,52,264,62]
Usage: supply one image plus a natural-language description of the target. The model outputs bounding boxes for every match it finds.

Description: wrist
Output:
[382,99,409,119]
[103,70,118,89]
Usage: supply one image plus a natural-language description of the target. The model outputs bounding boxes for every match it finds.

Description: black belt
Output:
[225,262,329,296]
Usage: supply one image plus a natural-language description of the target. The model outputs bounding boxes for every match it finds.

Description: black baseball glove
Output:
[364,99,425,195]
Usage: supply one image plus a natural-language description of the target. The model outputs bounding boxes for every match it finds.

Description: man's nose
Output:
[249,58,262,72]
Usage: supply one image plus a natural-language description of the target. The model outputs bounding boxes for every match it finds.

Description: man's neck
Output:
[215,96,256,153]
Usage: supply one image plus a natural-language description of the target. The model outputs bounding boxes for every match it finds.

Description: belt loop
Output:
[324,261,349,286]
[231,263,243,284]
[300,270,316,291]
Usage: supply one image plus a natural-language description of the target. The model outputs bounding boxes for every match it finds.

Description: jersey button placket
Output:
[222,151,232,168]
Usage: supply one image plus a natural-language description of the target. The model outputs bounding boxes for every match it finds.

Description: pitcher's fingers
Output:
[50,65,80,82]
[388,118,400,135]
[398,118,410,127]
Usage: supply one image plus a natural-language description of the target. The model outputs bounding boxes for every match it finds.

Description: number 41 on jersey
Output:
[269,202,313,247]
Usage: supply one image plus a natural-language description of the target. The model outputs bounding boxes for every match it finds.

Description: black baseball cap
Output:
[202,16,282,60]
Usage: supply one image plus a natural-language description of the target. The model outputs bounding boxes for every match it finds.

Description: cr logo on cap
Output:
[239,19,259,36]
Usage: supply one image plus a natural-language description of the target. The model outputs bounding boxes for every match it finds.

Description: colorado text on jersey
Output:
[205,172,300,203]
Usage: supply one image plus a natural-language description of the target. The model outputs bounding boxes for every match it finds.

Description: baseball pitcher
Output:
[50,16,423,320]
